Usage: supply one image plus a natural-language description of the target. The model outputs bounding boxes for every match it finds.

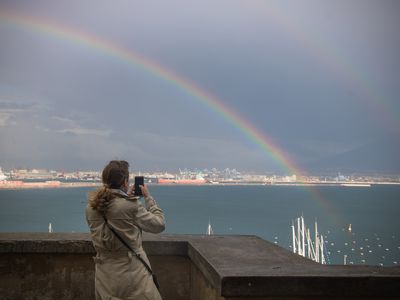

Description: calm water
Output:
[0,185,399,266]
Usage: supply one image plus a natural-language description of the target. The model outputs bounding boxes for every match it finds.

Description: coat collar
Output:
[110,188,128,197]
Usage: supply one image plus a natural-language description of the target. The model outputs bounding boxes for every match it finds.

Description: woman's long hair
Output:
[89,160,129,214]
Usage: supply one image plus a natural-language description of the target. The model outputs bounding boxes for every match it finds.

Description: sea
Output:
[0,184,399,266]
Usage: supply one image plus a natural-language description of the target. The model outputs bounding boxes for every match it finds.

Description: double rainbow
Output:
[0,9,344,224]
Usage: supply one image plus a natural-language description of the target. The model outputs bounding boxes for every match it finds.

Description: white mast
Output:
[206,219,213,235]
[301,216,305,257]
[320,234,325,264]
[307,229,316,261]
[297,217,301,255]
[315,220,319,263]
[48,222,53,233]
[307,228,311,259]
[291,222,296,253]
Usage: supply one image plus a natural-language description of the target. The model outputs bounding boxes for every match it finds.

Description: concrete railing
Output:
[1,232,399,299]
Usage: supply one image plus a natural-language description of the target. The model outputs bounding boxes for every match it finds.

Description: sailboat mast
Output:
[206,219,213,235]
[320,234,325,264]
[315,220,319,263]
[291,216,327,265]
[291,221,296,253]
[297,218,301,256]
[301,216,305,256]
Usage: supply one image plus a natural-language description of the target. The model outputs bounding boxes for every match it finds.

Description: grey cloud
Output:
[50,116,76,126]
[0,100,38,126]
[0,112,13,127]
[56,128,112,137]
[0,101,36,111]
[0,123,131,170]
[0,119,278,172]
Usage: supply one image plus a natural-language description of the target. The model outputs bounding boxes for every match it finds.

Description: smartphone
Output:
[134,176,144,196]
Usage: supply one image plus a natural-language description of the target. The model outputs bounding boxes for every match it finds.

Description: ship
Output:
[158,170,206,185]
[340,183,371,187]
[158,178,206,185]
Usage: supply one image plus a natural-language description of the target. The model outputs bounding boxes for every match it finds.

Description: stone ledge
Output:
[1,232,400,298]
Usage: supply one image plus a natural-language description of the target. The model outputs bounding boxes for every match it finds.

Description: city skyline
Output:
[1,1,399,173]
[2,165,400,179]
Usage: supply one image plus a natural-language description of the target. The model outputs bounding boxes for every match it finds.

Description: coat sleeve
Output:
[134,201,165,234]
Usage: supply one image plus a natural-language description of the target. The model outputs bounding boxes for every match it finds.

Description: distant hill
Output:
[306,136,400,175]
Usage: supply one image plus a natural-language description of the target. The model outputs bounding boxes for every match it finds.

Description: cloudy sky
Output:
[0,0,399,174]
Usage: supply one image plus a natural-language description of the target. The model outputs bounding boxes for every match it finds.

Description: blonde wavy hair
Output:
[89,160,129,214]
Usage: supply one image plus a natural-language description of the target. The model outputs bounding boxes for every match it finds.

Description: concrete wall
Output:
[190,262,223,300]
[1,233,399,300]
[1,253,94,300]
[151,255,191,300]
[0,253,190,300]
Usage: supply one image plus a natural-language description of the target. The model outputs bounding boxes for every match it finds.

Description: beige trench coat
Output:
[86,189,165,300]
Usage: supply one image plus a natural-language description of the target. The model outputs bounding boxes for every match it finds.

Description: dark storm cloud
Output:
[0,0,399,173]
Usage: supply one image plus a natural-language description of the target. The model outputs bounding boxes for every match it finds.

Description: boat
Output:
[206,220,213,235]
[340,183,371,187]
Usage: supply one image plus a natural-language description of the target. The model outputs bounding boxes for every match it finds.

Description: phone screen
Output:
[134,176,144,196]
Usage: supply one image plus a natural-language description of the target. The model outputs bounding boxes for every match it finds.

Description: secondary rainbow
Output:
[259,2,399,130]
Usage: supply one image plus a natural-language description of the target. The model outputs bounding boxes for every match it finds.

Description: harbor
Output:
[1,184,399,266]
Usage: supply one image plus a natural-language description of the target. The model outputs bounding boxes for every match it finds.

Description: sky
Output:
[0,0,399,174]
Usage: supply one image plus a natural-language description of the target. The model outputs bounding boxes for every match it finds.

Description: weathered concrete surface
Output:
[1,232,400,299]
[191,261,223,300]
[0,253,94,300]
[186,235,400,298]
[150,255,191,300]
[0,233,191,300]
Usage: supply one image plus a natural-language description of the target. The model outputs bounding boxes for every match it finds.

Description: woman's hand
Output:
[140,185,150,198]
[140,185,157,209]
[127,184,150,198]
[127,185,135,197]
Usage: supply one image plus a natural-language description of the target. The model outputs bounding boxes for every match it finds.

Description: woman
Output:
[86,160,165,300]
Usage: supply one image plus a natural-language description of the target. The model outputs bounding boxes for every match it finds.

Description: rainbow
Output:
[0,9,302,175]
[0,9,342,224]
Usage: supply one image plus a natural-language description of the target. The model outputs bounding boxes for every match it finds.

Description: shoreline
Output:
[0,181,99,190]
[0,180,399,190]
